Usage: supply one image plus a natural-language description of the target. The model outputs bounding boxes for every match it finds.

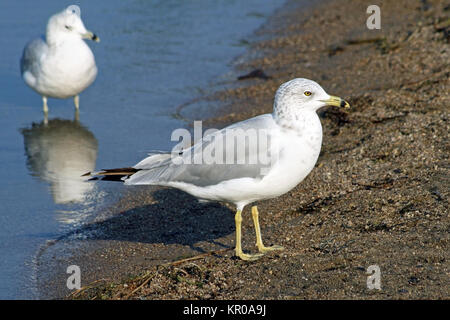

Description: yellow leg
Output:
[251,206,284,253]
[42,96,48,114]
[235,209,264,261]
[74,95,80,110]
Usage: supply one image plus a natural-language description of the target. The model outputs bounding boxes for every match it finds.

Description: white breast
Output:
[253,118,321,198]
[36,39,97,99]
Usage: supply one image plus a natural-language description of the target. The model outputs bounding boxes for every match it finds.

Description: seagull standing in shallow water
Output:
[86,78,350,261]
[20,5,99,115]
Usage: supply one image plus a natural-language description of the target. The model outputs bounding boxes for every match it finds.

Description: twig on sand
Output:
[68,278,109,298]
[164,247,233,267]
[68,248,232,299]
[118,248,232,299]
[122,272,157,300]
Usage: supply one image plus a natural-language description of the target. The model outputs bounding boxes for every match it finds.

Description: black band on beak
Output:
[92,34,99,41]
[340,100,346,108]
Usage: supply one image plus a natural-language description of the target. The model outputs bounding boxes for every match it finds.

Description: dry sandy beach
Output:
[37,0,449,299]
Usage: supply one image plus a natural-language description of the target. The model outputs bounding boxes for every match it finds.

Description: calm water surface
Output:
[0,0,285,298]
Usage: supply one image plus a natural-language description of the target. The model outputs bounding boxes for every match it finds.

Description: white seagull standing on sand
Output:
[20,5,99,115]
[86,78,350,261]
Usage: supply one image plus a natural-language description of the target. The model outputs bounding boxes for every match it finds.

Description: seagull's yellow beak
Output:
[321,95,350,109]
[83,31,100,42]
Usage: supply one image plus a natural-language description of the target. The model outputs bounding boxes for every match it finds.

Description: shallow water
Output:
[0,0,285,299]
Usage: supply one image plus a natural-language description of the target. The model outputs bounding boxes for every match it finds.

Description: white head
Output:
[273,78,349,124]
[46,5,99,46]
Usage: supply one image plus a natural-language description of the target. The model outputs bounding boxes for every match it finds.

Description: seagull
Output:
[86,78,350,260]
[20,5,99,115]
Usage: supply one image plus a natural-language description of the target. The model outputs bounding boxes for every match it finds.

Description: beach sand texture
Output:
[38,0,449,299]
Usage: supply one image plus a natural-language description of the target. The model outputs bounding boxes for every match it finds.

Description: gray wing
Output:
[127,114,281,186]
[20,36,48,84]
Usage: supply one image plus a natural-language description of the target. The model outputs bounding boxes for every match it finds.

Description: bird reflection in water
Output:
[21,117,98,205]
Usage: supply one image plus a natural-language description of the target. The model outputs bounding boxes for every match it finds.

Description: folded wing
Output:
[126,114,281,187]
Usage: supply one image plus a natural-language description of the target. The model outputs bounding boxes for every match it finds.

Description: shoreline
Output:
[40,0,449,299]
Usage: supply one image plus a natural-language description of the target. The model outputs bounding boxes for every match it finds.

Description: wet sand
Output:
[39,0,449,299]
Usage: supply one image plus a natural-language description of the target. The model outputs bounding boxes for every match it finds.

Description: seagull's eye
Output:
[65,25,72,30]
[304,91,312,96]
